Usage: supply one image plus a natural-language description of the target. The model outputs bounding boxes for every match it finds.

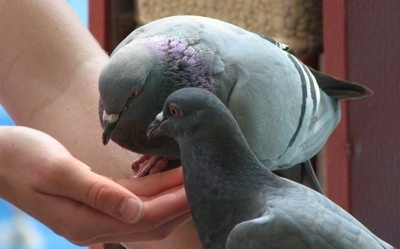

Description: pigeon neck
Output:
[150,37,218,94]
[180,122,276,192]
[179,127,274,249]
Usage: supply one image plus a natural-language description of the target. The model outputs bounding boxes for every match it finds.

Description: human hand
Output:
[0,126,190,245]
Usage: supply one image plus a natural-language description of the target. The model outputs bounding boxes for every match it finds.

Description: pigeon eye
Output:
[129,88,140,98]
[169,105,181,118]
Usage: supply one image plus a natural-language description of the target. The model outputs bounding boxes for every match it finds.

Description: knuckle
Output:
[86,181,108,209]
[31,154,69,187]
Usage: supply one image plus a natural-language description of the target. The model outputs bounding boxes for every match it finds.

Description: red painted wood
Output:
[322,0,350,211]
[88,0,111,52]
[346,0,400,246]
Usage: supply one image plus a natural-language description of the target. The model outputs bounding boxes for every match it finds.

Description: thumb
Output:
[40,157,144,224]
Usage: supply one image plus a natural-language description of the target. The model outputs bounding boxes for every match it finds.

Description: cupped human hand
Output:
[0,126,190,245]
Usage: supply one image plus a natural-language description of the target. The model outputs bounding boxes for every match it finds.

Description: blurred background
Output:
[0,1,89,249]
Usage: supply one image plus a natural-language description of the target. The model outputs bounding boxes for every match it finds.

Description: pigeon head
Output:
[98,33,221,155]
[147,87,241,145]
[99,41,180,155]
[99,42,151,142]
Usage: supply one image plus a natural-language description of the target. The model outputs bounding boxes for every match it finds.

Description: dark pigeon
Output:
[146,87,393,249]
[99,15,372,191]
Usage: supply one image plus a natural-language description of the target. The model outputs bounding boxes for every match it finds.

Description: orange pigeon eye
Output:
[169,104,181,118]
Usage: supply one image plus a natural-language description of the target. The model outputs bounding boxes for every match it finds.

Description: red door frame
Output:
[321,0,351,210]
[89,0,111,52]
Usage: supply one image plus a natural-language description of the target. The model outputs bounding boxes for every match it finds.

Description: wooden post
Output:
[321,0,350,211]
[88,0,111,52]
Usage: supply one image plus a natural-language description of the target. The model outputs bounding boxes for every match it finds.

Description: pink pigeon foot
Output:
[131,155,171,178]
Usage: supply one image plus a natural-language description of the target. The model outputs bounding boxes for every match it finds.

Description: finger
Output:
[74,186,189,243]
[36,158,144,224]
[33,187,190,245]
[118,167,184,197]
[141,186,189,229]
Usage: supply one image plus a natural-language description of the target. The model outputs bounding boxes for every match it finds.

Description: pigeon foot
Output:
[131,155,171,178]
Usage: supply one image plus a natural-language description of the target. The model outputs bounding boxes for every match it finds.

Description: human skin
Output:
[0,126,190,245]
[0,1,202,248]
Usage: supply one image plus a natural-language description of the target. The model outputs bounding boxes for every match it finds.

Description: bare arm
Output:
[0,0,129,178]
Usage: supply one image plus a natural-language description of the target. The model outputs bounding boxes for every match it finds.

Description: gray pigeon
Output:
[99,15,372,187]
[146,87,394,249]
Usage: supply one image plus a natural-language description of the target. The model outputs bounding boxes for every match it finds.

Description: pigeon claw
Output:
[131,155,171,178]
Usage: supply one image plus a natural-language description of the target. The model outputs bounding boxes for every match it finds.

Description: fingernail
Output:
[119,198,144,223]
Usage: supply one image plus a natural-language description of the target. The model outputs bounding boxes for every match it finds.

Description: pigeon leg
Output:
[131,155,152,172]
[302,160,325,195]
[149,157,171,175]
[131,155,171,178]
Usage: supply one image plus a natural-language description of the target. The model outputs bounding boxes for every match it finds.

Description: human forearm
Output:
[0,0,131,178]
[0,0,106,118]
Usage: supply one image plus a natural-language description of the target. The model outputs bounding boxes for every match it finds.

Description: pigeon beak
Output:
[102,111,120,145]
[147,112,166,139]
